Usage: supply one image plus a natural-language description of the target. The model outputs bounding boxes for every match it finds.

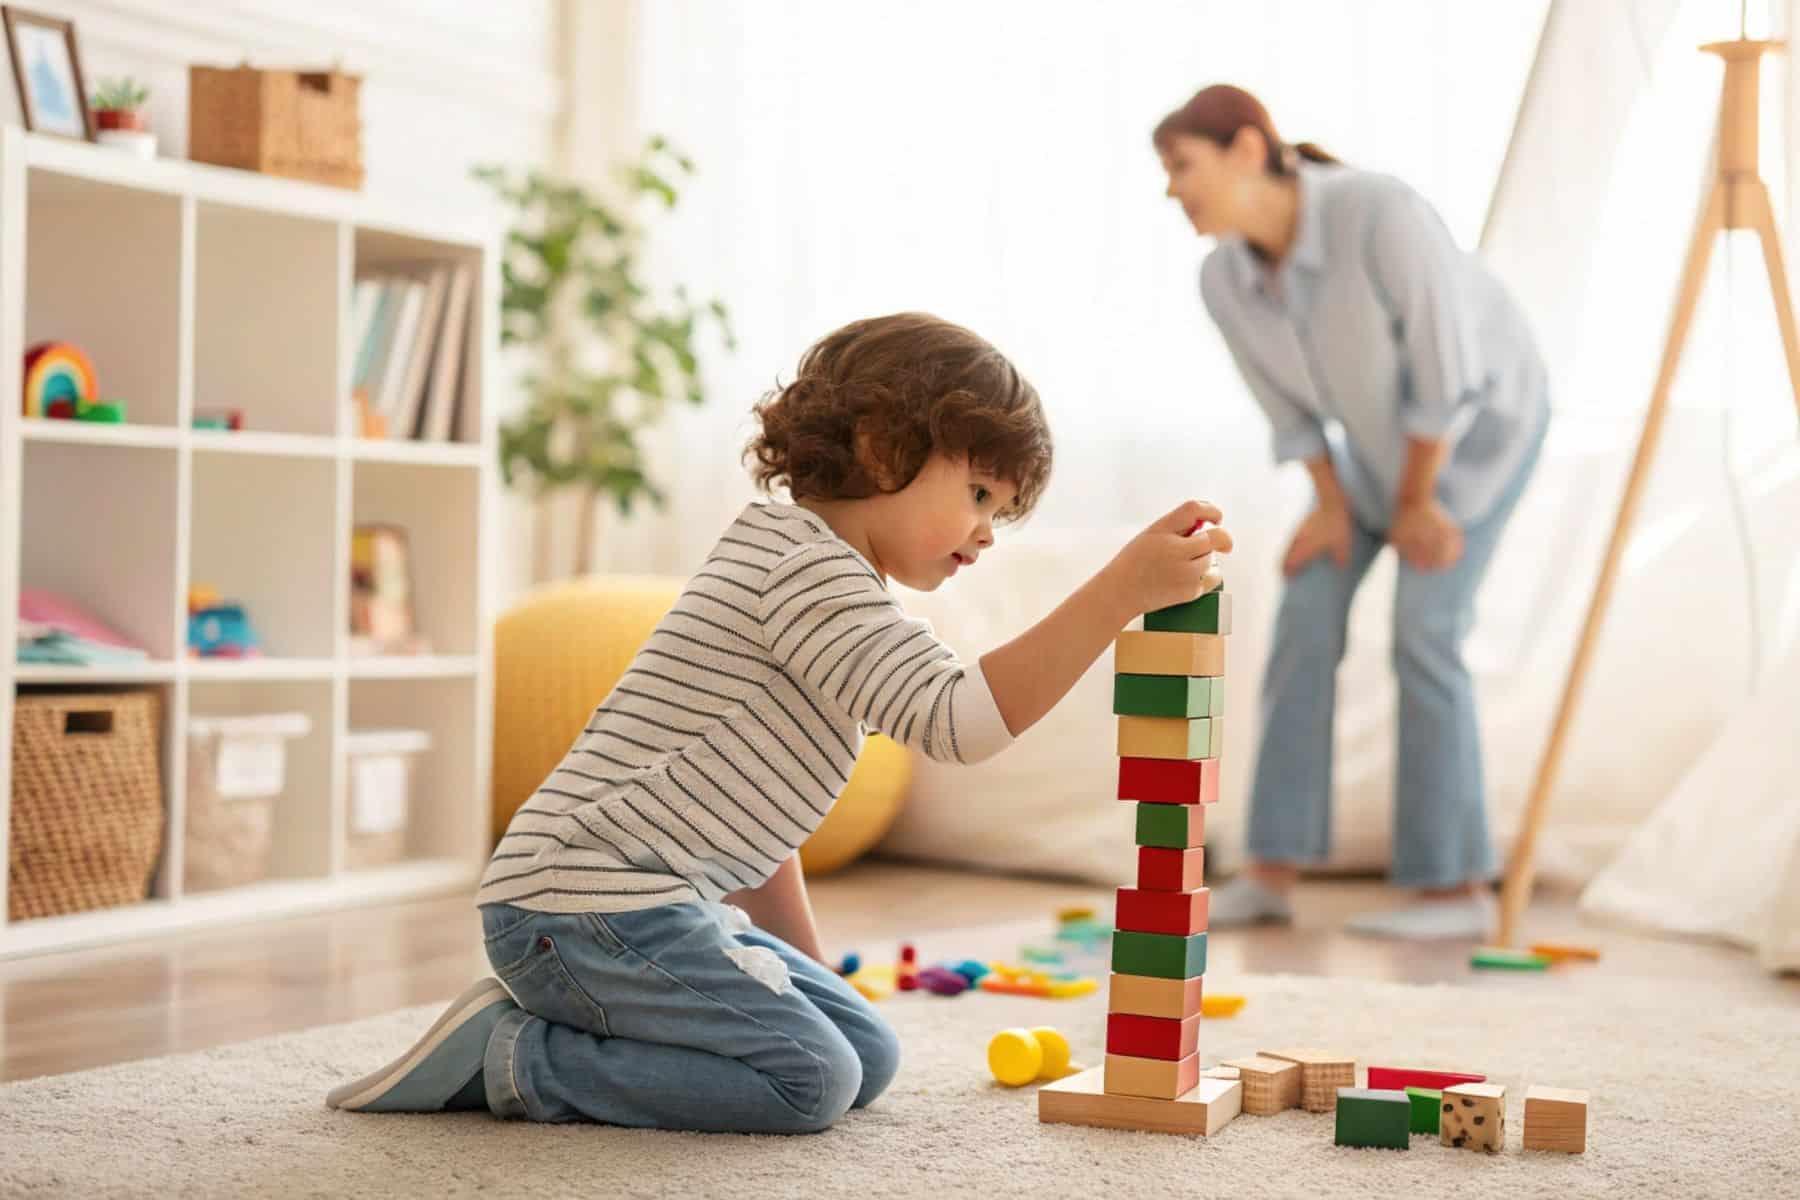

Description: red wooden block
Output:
[1117,756,1219,806]
[1366,1066,1487,1092]
[1137,847,1205,892]
[1106,1013,1201,1061]
[1115,886,1210,936]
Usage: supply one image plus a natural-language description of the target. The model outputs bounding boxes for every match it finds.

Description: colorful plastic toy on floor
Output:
[1470,947,1552,971]
[988,1026,1076,1086]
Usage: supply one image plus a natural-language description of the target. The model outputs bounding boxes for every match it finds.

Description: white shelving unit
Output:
[0,129,496,958]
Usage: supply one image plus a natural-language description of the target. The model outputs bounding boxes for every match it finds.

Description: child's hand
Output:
[1105,501,1234,617]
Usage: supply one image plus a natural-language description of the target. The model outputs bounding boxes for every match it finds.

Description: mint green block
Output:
[1110,930,1206,980]
[1406,1087,1442,1135]
[1113,674,1223,719]
[1144,590,1232,635]
[1335,1088,1411,1149]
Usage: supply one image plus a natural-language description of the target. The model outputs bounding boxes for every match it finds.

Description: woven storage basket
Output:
[8,691,164,921]
[188,65,364,189]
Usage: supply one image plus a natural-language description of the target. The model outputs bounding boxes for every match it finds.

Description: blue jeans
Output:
[1247,418,1546,888]
[478,900,900,1133]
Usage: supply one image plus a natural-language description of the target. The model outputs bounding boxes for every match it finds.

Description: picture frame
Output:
[3,6,92,141]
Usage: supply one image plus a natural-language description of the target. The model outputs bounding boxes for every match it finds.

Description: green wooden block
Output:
[1406,1086,1442,1135]
[1110,930,1206,980]
[1112,674,1222,719]
[1135,802,1203,849]
[1470,948,1551,971]
[1144,590,1232,635]
[1334,1088,1411,1149]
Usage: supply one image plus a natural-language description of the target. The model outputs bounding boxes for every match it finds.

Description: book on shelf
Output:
[350,261,477,443]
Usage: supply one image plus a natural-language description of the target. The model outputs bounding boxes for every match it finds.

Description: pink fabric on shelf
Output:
[18,588,144,651]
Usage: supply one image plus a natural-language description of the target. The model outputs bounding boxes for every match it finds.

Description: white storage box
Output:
[344,728,430,870]
[184,712,312,892]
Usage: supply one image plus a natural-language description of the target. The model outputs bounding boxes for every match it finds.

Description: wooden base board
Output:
[1039,1067,1242,1136]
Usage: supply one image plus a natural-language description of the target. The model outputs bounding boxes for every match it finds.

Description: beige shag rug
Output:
[1,971,1792,1199]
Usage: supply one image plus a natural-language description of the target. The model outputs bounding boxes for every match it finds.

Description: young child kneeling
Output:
[326,312,1231,1133]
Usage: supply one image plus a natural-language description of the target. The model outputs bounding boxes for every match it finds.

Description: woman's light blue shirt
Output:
[1201,163,1549,529]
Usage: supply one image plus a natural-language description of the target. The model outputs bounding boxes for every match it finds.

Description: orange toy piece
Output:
[1529,942,1601,964]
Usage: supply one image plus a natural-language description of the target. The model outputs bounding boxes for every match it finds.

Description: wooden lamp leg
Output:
[1496,183,1728,945]
[1741,179,1800,424]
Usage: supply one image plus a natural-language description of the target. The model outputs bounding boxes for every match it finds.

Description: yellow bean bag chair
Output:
[492,575,911,876]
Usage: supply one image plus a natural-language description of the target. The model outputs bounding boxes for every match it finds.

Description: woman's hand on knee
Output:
[1283,504,1353,577]
[1389,498,1464,572]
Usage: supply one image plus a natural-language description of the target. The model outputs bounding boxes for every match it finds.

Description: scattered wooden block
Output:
[1523,1085,1588,1153]
[1220,1055,1300,1116]
[1366,1067,1487,1092]
[1136,846,1205,892]
[1113,673,1223,719]
[1106,1012,1200,1061]
[1261,1048,1356,1113]
[1117,715,1221,761]
[1334,1088,1411,1149]
[1406,1086,1442,1135]
[1118,756,1219,806]
[1103,1051,1201,1100]
[1110,930,1207,980]
[1114,630,1225,677]
[1107,972,1203,1020]
[1115,886,1209,936]
[1135,801,1206,849]
[1528,942,1602,965]
[1039,1068,1241,1136]
[1201,1065,1241,1081]
[1144,590,1232,635]
[1441,1082,1506,1152]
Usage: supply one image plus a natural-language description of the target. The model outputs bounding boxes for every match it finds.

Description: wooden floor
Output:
[2,861,1793,1084]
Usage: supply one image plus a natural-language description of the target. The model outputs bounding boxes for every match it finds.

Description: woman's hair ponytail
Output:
[1152,85,1341,175]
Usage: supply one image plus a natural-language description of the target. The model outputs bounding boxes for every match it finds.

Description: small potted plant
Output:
[90,77,155,157]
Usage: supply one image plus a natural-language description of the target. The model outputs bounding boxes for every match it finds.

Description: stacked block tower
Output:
[1039,577,1242,1135]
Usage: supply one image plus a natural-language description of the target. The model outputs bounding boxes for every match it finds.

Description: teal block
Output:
[1335,1088,1411,1149]
[1406,1086,1442,1135]
[1109,930,1206,979]
[1144,590,1232,635]
[1113,673,1222,719]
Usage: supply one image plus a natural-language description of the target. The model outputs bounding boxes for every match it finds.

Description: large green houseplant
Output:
[476,137,733,577]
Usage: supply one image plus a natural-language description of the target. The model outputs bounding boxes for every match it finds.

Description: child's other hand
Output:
[1106,501,1233,617]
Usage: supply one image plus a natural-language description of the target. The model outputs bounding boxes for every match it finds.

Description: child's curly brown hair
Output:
[745,313,1053,522]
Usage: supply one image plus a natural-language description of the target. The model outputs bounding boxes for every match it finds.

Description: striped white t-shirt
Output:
[477,500,1014,914]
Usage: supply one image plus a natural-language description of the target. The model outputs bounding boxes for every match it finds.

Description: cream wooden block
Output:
[1040,1067,1241,1137]
[1442,1082,1507,1152]
[1104,1051,1199,1100]
[1107,972,1203,1020]
[1261,1048,1356,1113]
[1523,1085,1588,1153]
[1116,715,1219,761]
[1201,1065,1240,1081]
[1221,1055,1301,1116]
[1114,631,1225,677]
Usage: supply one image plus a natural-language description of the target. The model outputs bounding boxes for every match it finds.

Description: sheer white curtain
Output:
[605,0,1544,571]
[588,0,1797,886]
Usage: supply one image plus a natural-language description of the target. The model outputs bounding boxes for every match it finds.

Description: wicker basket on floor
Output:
[8,691,164,921]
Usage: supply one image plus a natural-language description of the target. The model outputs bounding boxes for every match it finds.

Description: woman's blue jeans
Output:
[1246,422,1545,888]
